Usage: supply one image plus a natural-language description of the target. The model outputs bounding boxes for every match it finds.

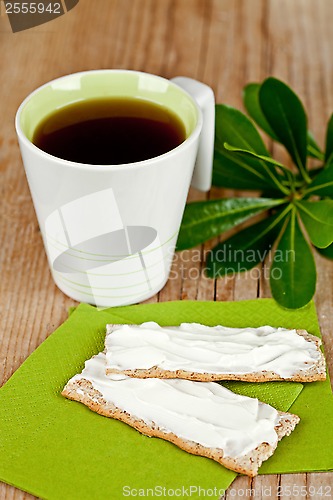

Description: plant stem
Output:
[307,144,325,161]
[298,162,312,184]
[259,164,291,195]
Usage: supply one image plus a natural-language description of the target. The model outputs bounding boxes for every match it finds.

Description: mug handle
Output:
[171,77,215,192]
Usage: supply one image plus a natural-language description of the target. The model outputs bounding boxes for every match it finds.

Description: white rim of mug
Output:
[15,69,203,172]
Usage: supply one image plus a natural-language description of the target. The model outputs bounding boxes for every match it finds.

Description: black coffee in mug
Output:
[32,98,186,165]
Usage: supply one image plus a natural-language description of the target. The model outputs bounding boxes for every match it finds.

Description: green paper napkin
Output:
[0,299,331,500]
[104,299,333,475]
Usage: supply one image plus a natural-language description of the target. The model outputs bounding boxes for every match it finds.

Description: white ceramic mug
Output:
[16,70,215,307]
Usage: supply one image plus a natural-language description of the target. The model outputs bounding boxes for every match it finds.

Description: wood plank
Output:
[307,473,333,498]
[279,473,307,500]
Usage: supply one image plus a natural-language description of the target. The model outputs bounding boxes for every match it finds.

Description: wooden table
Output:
[1,0,332,498]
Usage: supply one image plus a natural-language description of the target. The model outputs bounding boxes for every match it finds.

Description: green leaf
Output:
[223,143,293,194]
[270,210,316,309]
[243,83,279,141]
[213,104,284,191]
[304,162,333,197]
[244,83,323,160]
[215,104,270,155]
[297,200,333,248]
[224,143,284,168]
[213,149,275,191]
[206,206,289,277]
[259,78,309,180]
[316,242,333,260]
[176,197,284,251]
[325,114,333,163]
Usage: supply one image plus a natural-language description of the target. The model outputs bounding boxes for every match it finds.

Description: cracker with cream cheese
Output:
[62,352,300,477]
[104,323,326,383]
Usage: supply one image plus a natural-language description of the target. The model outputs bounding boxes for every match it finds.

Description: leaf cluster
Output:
[177,77,333,308]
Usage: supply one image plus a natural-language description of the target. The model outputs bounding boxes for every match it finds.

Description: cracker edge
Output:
[105,325,326,382]
[61,377,300,477]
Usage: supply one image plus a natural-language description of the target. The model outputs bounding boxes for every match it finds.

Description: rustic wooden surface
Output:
[1,0,332,498]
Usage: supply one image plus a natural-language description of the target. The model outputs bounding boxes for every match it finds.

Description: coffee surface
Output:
[32,98,186,165]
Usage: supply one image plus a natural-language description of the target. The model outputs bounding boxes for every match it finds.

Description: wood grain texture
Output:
[0,0,332,498]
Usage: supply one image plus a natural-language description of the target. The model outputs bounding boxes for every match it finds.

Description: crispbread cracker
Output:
[62,370,300,477]
[105,325,326,382]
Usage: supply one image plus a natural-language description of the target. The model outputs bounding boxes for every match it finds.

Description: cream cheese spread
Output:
[105,322,320,378]
[73,352,281,459]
